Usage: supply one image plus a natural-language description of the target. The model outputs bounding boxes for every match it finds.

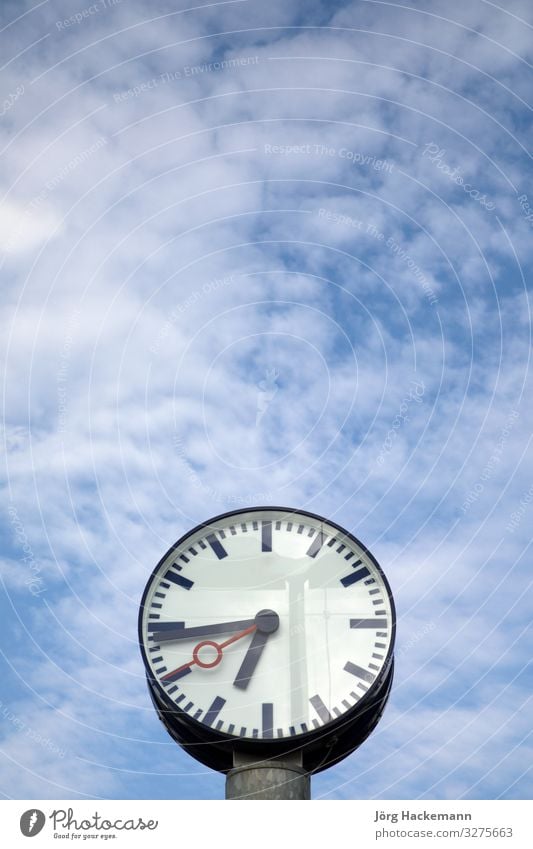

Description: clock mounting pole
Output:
[225,751,310,800]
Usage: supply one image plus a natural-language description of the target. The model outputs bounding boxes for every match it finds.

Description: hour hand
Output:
[233,609,279,690]
[233,630,268,690]
[151,618,255,644]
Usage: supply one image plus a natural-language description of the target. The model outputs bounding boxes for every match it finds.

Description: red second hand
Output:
[161,623,257,681]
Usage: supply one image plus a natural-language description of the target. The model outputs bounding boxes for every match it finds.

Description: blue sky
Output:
[0,0,532,800]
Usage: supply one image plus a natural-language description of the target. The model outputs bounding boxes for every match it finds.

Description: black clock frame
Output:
[138,506,396,774]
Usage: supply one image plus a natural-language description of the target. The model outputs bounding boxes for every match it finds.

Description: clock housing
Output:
[138,507,396,774]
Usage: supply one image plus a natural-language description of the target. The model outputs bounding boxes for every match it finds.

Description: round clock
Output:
[138,507,396,773]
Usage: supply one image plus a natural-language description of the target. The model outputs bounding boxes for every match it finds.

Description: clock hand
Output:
[233,609,280,691]
[233,630,269,690]
[161,623,257,683]
[152,618,255,644]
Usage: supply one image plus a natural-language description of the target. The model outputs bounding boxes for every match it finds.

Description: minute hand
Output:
[152,619,255,644]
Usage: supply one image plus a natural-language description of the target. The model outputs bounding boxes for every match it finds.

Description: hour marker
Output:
[336,544,345,553]
[350,618,388,629]
[229,525,237,535]
[179,554,189,563]
[203,696,226,728]
[162,666,191,683]
[344,661,376,684]
[306,531,326,558]
[341,564,370,588]
[241,523,247,532]
[252,521,258,530]
[206,533,228,559]
[165,570,194,591]
[148,621,184,632]
[188,547,197,556]
[345,551,355,560]
[262,703,274,738]
[310,694,332,724]
[286,522,293,531]
[155,666,167,675]
[197,540,207,550]
[297,524,304,534]
[261,520,272,552]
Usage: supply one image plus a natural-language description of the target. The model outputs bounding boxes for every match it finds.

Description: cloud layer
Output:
[1,0,532,799]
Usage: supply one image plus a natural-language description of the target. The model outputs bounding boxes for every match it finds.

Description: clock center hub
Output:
[255,609,280,634]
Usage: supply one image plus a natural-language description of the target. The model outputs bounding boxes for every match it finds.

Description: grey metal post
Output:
[226,750,310,799]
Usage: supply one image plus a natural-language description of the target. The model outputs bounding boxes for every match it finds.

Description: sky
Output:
[0,0,532,801]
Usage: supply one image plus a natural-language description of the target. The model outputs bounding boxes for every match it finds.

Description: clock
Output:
[138,507,396,773]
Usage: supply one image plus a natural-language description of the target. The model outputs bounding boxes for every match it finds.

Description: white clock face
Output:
[140,508,394,742]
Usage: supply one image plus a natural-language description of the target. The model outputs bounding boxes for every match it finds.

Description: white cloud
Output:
[0,0,531,801]
[0,198,62,255]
